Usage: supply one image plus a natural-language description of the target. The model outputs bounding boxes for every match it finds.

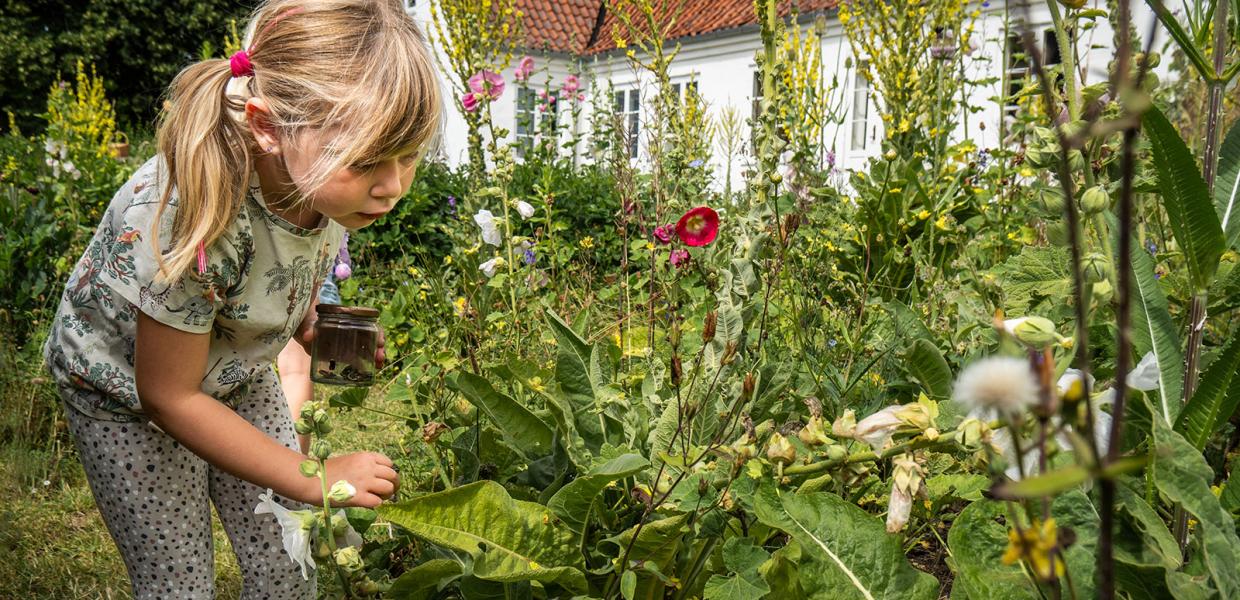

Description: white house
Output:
[407,0,1166,190]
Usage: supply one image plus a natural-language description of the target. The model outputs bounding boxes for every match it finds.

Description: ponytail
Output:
[151,58,253,283]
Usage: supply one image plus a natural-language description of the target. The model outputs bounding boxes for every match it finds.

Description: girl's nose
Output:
[369,159,403,200]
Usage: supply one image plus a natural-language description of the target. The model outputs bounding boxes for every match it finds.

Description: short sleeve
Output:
[98,180,242,335]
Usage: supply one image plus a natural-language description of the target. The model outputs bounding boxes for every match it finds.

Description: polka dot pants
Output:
[59,368,316,599]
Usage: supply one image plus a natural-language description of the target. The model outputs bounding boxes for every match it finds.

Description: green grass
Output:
[0,365,416,598]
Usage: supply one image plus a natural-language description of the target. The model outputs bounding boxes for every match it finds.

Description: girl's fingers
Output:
[376,464,398,483]
[372,478,396,498]
[372,453,395,468]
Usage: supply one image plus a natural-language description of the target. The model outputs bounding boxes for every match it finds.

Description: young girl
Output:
[41,1,441,596]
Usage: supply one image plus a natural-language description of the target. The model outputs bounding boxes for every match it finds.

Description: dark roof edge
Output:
[583,7,837,59]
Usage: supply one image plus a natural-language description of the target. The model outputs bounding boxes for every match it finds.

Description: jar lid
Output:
[316,304,380,318]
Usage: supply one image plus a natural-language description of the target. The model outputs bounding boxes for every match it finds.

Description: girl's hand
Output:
[317,451,399,509]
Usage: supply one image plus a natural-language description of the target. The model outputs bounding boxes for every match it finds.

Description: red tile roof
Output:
[515,0,839,55]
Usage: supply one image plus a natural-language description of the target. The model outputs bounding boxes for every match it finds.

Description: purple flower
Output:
[334,263,353,280]
[669,248,690,268]
[447,195,457,215]
[688,158,704,168]
[825,150,837,169]
[1145,240,1157,255]
[523,248,537,265]
[653,224,674,245]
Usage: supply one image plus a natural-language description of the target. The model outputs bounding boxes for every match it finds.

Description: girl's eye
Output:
[399,153,418,166]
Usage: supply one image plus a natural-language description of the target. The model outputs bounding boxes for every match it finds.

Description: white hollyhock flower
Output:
[515,200,536,219]
[254,489,317,580]
[327,480,356,503]
[1126,352,1159,391]
[473,209,502,246]
[954,356,1040,417]
[853,405,904,450]
[479,256,505,277]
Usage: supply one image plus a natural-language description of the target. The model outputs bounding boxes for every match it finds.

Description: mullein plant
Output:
[253,399,386,598]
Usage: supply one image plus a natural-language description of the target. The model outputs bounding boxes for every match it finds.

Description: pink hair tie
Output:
[196,240,208,274]
[229,50,254,78]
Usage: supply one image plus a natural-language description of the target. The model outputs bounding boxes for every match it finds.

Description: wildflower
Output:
[1126,351,1159,391]
[333,262,352,280]
[954,356,1040,417]
[334,546,365,574]
[254,489,318,579]
[851,405,905,450]
[688,158,704,168]
[447,195,457,215]
[1001,518,1063,580]
[453,297,468,318]
[1145,240,1157,255]
[579,236,595,249]
[832,409,858,437]
[461,91,481,113]
[675,206,720,247]
[468,70,505,100]
[828,339,838,348]
[514,55,535,83]
[473,209,502,247]
[479,256,505,277]
[523,248,537,265]
[327,480,356,503]
[887,453,924,533]
[669,248,690,268]
[798,415,832,447]
[562,74,580,94]
[653,224,674,245]
[515,200,536,219]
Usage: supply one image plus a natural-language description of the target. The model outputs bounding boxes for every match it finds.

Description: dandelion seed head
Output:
[954,356,1039,416]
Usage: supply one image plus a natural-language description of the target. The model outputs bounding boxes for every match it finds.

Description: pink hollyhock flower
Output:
[468,70,505,100]
[562,74,580,94]
[334,262,352,280]
[514,56,535,83]
[653,224,674,245]
[461,92,480,113]
[675,206,719,247]
[669,248,690,268]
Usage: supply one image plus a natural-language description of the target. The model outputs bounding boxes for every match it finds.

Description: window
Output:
[670,80,699,102]
[614,88,640,158]
[515,87,558,158]
[1004,30,1061,119]
[850,62,871,151]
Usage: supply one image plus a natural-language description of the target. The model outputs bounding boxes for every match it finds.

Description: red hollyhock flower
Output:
[675,206,719,247]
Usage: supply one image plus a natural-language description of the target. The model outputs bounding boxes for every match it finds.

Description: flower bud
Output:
[730,436,756,462]
[826,444,848,461]
[299,459,320,478]
[702,311,717,344]
[654,472,674,495]
[1080,186,1110,215]
[1083,253,1111,284]
[1003,316,1062,348]
[295,421,313,435]
[315,538,333,558]
[331,513,350,536]
[1036,188,1065,213]
[313,409,329,424]
[334,546,364,573]
[742,372,756,400]
[311,439,333,460]
[766,433,797,465]
[669,320,682,347]
[328,480,356,503]
[954,417,988,450]
[670,356,683,386]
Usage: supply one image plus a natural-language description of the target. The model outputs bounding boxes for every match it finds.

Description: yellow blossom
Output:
[1002,519,1064,581]
[579,236,595,249]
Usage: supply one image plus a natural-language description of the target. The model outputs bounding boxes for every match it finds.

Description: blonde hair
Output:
[153,0,442,281]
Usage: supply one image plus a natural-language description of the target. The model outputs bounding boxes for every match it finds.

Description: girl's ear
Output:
[245,98,281,154]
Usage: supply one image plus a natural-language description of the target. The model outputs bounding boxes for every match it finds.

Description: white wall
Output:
[414,0,1169,190]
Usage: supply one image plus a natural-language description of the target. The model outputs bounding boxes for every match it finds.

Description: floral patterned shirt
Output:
[44,156,346,422]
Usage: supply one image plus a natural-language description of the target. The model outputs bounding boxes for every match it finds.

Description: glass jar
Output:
[310,304,380,386]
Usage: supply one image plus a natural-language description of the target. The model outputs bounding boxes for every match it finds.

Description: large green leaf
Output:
[448,371,555,457]
[904,339,953,400]
[753,484,938,600]
[1174,332,1240,450]
[1151,410,1240,598]
[546,309,609,452]
[1144,105,1226,290]
[378,481,587,592]
[1130,246,1184,424]
[600,515,690,599]
[1214,114,1240,248]
[387,559,463,600]
[991,246,1073,315]
[947,500,1039,600]
[547,453,648,534]
[703,538,772,600]
[1113,484,1180,599]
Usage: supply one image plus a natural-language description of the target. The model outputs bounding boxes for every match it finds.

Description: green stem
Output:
[318,459,356,598]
